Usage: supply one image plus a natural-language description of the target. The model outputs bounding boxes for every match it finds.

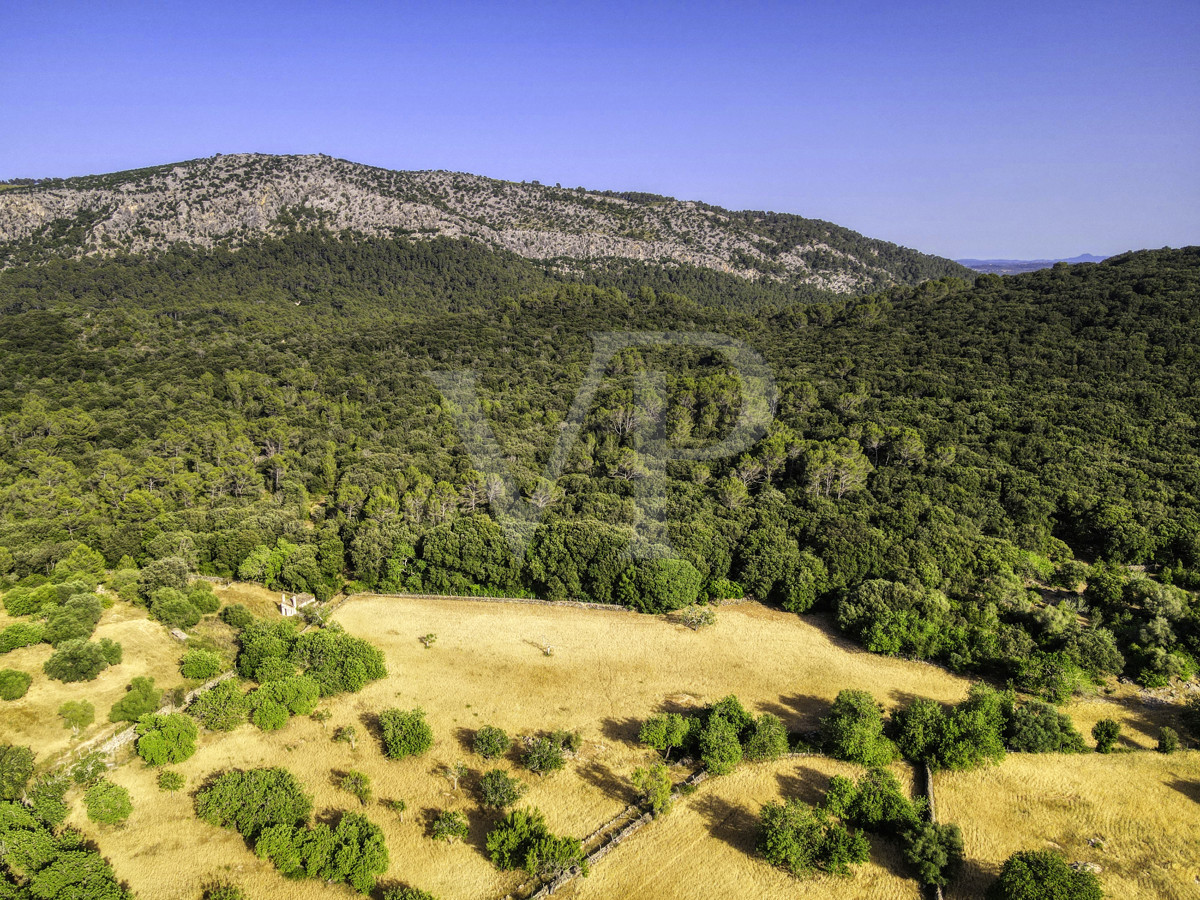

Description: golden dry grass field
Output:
[561,757,923,900]
[0,602,185,761]
[937,751,1200,900]
[65,595,975,900]
[19,591,1200,900]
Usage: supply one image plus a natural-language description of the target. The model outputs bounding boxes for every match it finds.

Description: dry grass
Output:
[937,751,1200,899]
[561,757,922,900]
[0,601,185,761]
[67,596,973,900]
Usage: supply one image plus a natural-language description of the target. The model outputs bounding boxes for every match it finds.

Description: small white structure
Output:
[279,592,317,617]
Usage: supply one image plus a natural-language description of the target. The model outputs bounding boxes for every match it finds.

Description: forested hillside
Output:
[0,153,969,294]
[1,235,1198,700]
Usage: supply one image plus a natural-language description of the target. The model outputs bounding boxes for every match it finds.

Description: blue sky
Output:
[2,1,1197,258]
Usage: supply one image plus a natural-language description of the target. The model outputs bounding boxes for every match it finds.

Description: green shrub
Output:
[926,684,1010,771]
[821,690,896,766]
[0,668,32,700]
[757,798,870,877]
[135,713,198,765]
[150,587,201,629]
[137,557,189,600]
[70,751,108,785]
[382,888,438,900]
[188,582,221,614]
[1006,701,1087,753]
[638,712,692,759]
[1091,718,1121,753]
[189,679,249,731]
[42,639,113,682]
[254,811,389,893]
[0,744,34,799]
[631,761,673,815]
[250,698,289,731]
[27,772,71,825]
[220,603,255,630]
[379,708,433,759]
[289,629,387,695]
[699,715,743,775]
[58,699,95,733]
[478,769,527,809]
[157,770,185,791]
[987,849,1103,899]
[707,695,754,737]
[473,725,512,759]
[893,697,947,762]
[1157,726,1179,754]
[485,806,587,878]
[338,770,373,805]
[0,621,46,653]
[84,778,132,825]
[203,884,246,900]
[43,593,103,645]
[522,736,565,775]
[430,809,469,843]
[109,676,162,723]
[195,767,313,840]
[744,713,790,762]
[902,821,964,887]
[838,767,925,836]
[181,649,225,680]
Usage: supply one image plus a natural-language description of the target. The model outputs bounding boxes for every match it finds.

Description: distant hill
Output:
[957,253,1109,275]
[0,153,969,292]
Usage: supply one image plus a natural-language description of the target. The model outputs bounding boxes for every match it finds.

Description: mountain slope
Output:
[0,153,969,291]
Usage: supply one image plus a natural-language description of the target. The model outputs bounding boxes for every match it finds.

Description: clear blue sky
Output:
[2,1,1197,259]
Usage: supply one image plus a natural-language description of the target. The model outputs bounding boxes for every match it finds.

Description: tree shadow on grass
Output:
[453,725,477,754]
[757,693,830,733]
[775,766,832,806]
[576,758,638,805]
[947,855,1001,899]
[695,792,759,854]
[1167,777,1200,804]
[599,715,641,745]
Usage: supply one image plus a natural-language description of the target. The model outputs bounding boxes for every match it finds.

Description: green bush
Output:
[382,888,438,900]
[195,767,313,840]
[1091,718,1121,753]
[638,712,692,760]
[135,713,198,765]
[821,689,897,766]
[987,849,1103,900]
[473,725,512,759]
[699,715,743,775]
[485,806,587,879]
[43,593,103,645]
[379,708,433,760]
[0,668,32,700]
[157,770,185,791]
[338,770,373,805]
[27,772,71,825]
[137,557,189,601]
[926,684,1010,771]
[522,735,566,775]
[203,884,246,900]
[58,699,95,733]
[757,797,870,877]
[84,778,132,825]
[42,639,112,682]
[631,761,673,815]
[70,751,108,785]
[181,649,225,680]
[478,769,527,809]
[108,676,162,723]
[220,603,255,630]
[0,621,46,653]
[188,582,221,614]
[1006,701,1087,753]
[255,812,389,894]
[289,629,387,695]
[189,679,250,731]
[1157,726,1179,754]
[837,767,925,836]
[430,809,469,843]
[744,713,790,761]
[150,587,201,629]
[902,821,964,887]
[0,744,34,799]
[250,698,289,731]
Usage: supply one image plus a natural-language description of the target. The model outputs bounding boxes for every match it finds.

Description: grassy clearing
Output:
[0,602,185,760]
[68,596,973,900]
[562,757,922,900]
[937,751,1200,899]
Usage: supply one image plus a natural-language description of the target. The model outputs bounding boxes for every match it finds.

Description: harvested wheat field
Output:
[68,596,974,900]
[561,757,922,900]
[936,751,1200,899]
[0,601,185,761]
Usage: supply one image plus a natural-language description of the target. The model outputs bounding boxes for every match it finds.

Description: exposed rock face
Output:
[0,153,967,291]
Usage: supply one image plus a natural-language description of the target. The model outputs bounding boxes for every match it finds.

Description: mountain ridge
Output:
[0,152,969,292]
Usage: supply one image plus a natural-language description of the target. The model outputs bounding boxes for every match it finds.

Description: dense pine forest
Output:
[1,232,1198,700]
